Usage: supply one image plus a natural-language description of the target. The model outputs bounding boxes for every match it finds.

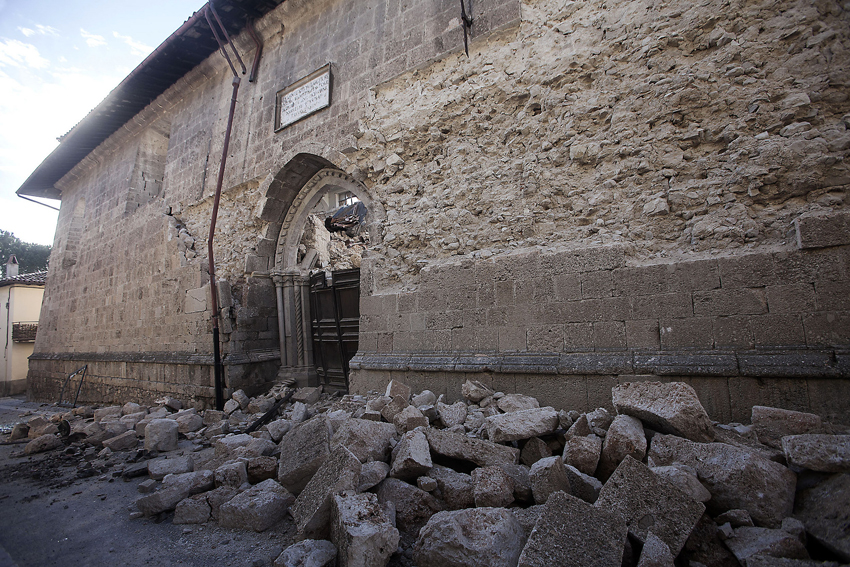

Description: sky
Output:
[0,0,205,246]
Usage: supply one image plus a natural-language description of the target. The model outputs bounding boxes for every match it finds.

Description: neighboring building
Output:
[15,0,850,421]
[0,256,46,396]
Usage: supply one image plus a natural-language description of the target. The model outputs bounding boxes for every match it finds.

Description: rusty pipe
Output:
[209,3,247,75]
[246,20,264,83]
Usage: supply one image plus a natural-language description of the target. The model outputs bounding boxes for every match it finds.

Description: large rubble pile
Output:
[8,380,850,567]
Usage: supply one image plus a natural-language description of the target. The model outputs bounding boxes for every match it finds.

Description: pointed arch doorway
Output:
[269,165,383,392]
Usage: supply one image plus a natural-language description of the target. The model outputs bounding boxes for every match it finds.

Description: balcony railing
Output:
[12,322,38,342]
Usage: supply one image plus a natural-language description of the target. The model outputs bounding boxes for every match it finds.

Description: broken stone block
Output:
[94,406,122,422]
[723,526,809,565]
[9,423,28,441]
[332,417,397,463]
[137,479,157,494]
[230,389,250,410]
[215,461,248,488]
[485,407,559,443]
[119,411,147,430]
[173,495,211,525]
[510,505,545,547]
[218,478,294,532]
[292,386,322,406]
[596,456,705,556]
[375,477,442,533]
[613,381,714,442]
[358,461,390,493]
[598,414,647,481]
[162,470,214,495]
[265,419,291,443]
[148,455,194,480]
[649,434,796,528]
[215,433,254,458]
[234,437,276,458]
[437,401,468,428]
[462,380,494,403]
[429,465,475,510]
[650,465,711,503]
[274,540,336,567]
[366,396,391,412]
[751,406,823,449]
[794,473,850,561]
[390,429,432,481]
[203,420,229,439]
[563,434,602,476]
[247,456,278,484]
[145,419,179,452]
[86,421,130,447]
[529,456,571,505]
[425,428,519,468]
[176,412,203,434]
[418,476,437,492]
[498,463,533,504]
[472,466,515,508]
[683,512,741,567]
[122,402,143,416]
[637,532,675,567]
[331,492,399,567]
[247,396,275,415]
[518,491,627,567]
[414,507,524,567]
[136,484,191,516]
[203,410,224,426]
[278,416,332,494]
[586,408,614,437]
[565,414,593,438]
[781,434,850,472]
[385,379,411,401]
[496,393,540,413]
[393,405,429,434]
[412,390,437,407]
[223,399,240,415]
[380,396,409,423]
[205,486,238,520]
[715,509,754,528]
[520,437,552,467]
[161,397,182,412]
[564,464,602,504]
[24,434,62,455]
[291,446,362,539]
[101,430,138,452]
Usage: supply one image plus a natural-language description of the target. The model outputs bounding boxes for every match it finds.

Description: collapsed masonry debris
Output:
[4,380,850,567]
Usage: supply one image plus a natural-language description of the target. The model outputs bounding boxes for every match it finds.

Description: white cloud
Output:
[36,25,60,36]
[80,28,106,47]
[18,27,35,37]
[0,38,49,69]
[113,31,153,57]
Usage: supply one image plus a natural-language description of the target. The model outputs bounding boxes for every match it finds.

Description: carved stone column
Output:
[272,272,287,368]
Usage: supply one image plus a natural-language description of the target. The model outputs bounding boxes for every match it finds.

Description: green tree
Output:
[0,230,52,278]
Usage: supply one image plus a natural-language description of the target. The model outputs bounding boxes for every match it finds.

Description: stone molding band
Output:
[28,349,281,367]
[350,348,850,378]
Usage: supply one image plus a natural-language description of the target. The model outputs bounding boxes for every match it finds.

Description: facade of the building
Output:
[1,257,46,396]
[17,0,850,421]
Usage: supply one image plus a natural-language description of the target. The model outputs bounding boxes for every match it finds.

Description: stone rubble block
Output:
[484,407,559,443]
[136,481,193,516]
[265,419,291,443]
[794,473,850,561]
[247,396,275,415]
[331,492,399,567]
[472,466,515,508]
[94,406,122,422]
[24,434,62,455]
[274,539,337,567]
[510,505,544,547]
[223,399,240,415]
[636,532,675,567]
[781,434,850,473]
[278,416,332,494]
[751,406,823,449]
[375,477,442,533]
[596,456,705,556]
[650,465,711,503]
[121,402,143,416]
[563,434,602,476]
[564,464,602,504]
[412,390,436,407]
[87,421,130,447]
[162,470,214,495]
[425,428,519,468]
[290,401,309,423]
[9,423,28,441]
[246,456,278,484]
[119,412,147,430]
[413,507,524,567]
[292,386,323,405]
[437,401,468,428]
[173,495,211,525]
[214,433,254,458]
[389,429,432,481]
[586,408,614,438]
[598,414,647,481]
[498,463,533,504]
[380,396,409,423]
[101,430,138,452]
[393,405,429,434]
[218,478,294,532]
[385,379,411,401]
[231,389,250,410]
[358,461,390,493]
[649,434,796,528]
[148,455,194,480]
[331,418,397,463]
[529,456,571,505]
[418,476,437,492]
[497,394,540,413]
[723,525,810,565]
[520,437,552,467]
[215,460,248,488]
[518,491,627,567]
[613,381,715,442]
[176,412,204,433]
[428,465,475,510]
[205,486,239,521]
[235,437,276,458]
[291,446,362,539]
[462,380,494,403]
[144,419,179,452]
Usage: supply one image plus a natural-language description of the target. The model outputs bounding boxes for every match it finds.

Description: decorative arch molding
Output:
[273,167,385,271]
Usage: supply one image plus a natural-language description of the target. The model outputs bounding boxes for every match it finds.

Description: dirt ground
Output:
[0,396,298,567]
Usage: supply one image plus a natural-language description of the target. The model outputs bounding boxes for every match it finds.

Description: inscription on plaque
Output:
[275,64,332,131]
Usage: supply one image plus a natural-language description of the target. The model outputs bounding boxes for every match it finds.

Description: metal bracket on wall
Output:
[460,0,474,57]
[57,365,87,408]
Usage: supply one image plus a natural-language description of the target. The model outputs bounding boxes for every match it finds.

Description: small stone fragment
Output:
[472,466,515,508]
[144,419,178,452]
[563,434,602,476]
[390,429,432,481]
[414,507,524,567]
[613,381,714,442]
[462,380,494,403]
[781,434,850,472]
[637,532,675,567]
[358,461,390,493]
[24,434,63,455]
[219,478,295,532]
[529,456,571,505]
[485,407,559,443]
[598,414,646,481]
[273,539,337,567]
[520,437,552,467]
